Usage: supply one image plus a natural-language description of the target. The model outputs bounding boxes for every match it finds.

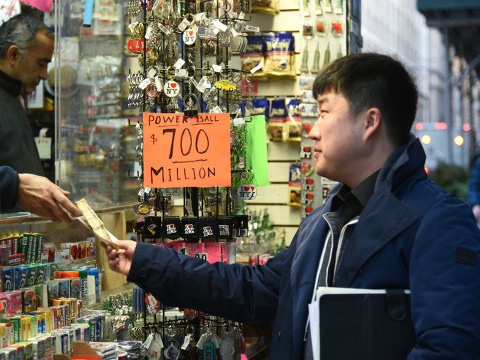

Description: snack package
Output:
[248,98,270,119]
[241,35,267,81]
[286,99,302,142]
[251,0,280,15]
[268,98,287,141]
[264,32,296,78]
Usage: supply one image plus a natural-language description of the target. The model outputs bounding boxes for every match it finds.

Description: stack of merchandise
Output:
[89,342,117,360]
[115,340,146,360]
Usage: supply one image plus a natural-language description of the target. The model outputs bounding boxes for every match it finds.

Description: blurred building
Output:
[357,0,480,169]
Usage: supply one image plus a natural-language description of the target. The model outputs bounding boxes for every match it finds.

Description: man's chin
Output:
[22,88,35,96]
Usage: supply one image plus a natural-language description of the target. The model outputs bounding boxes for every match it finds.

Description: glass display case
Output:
[53,0,139,210]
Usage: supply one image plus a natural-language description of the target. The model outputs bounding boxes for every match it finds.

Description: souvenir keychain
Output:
[302,20,314,39]
[127,0,142,16]
[135,187,151,216]
[163,325,181,360]
[185,187,195,217]
[337,44,343,60]
[302,205,314,218]
[184,92,199,114]
[237,183,257,200]
[164,67,181,98]
[182,14,197,46]
[164,32,179,68]
[197,326,221,360]
[181,325,195,352]
[315,0,323,15]
[316,19,327,36]
[145,332,163,360]
[301,192,314,205]
[302,0,311,16]
[201,188,214,215]
[302,177,315,191]
[325,0,333,12]
[311,42,320,73]
[183,27,197,46]
[135,121,143,168]
[145,82,158,99]
[335,0,343,14]
[134,122,151,216]
[301,161,315,177]
[299,45,309,73]
[218,30,233,52]
[219,335,235,360]
[231,121,248,186]
[323,42,331,68]
[230,23,248,53]
[331,20,343,36]
[203,341,216,360]
[127,72,144,108]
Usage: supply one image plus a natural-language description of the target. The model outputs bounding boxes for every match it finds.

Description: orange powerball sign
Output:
[143,113,231,188]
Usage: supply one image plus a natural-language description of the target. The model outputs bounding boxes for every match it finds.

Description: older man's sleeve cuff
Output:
[0,166,19,212]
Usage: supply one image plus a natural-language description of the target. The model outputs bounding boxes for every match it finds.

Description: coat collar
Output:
[327,136,426,286]
[0,69,22,98]
[333,184,417,287]
[377,134,427,191]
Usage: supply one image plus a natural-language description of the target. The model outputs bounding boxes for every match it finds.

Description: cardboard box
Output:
[53,341,100,360]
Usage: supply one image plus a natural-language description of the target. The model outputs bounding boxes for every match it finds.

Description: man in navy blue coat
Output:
[104,53,480,359]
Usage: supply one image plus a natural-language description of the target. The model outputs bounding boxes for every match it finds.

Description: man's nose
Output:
[39,68,48,80]
[308,121,320,140]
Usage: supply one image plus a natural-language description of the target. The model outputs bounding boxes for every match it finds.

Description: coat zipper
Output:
[323,215,359,286]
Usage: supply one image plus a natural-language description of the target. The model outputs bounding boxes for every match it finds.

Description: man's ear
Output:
[364,107,382,140]
[6,45,21,66]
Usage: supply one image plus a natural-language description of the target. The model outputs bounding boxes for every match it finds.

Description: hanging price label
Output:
[143,113,231,188]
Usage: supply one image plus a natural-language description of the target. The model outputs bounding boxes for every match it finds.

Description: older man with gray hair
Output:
[0,7,80,222]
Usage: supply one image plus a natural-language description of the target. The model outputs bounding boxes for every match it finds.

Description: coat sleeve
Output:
[127,241,291,323]
[0,166,19,212]
[408,194,480,359]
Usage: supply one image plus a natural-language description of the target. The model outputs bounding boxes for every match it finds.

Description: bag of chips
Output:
[268,98,287,141]
[241,35,267,81]
[264,32,296,78]
[251,0,280,15]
